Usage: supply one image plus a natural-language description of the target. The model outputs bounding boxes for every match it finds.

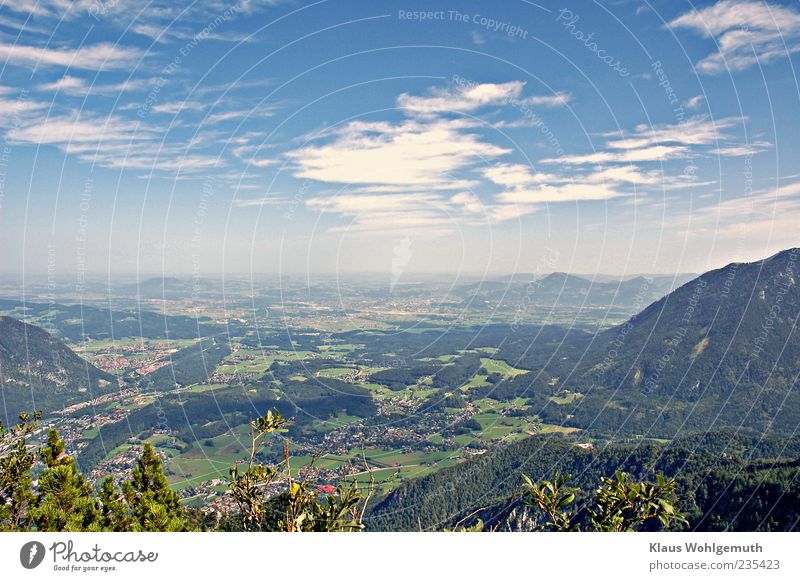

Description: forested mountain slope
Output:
[0,316,115,418]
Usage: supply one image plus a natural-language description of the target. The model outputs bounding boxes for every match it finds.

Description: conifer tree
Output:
[121,442,188,531]
[98,476,135,531]
[30,429,101,531]
[0,412,40,531]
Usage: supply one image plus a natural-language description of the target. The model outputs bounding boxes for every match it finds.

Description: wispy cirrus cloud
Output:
[606,116,742,149]
[8,111,151,145]
[2,0,288,22]
[684,95,704,110]
[0,0,93,19]
[524,91,573,107]
[677,181,800,247]
[132,21,256,44]
[496,183,623,205]
[6,110,223,172]
[0,41,142,71]
[710,140,772,157]
[150,101,207,115]
[669,0,800,74]
[0,90,47,123]
[481,163,561,187]
[545,115,763,165]
[36,75,149,96]
[543,145,687,165]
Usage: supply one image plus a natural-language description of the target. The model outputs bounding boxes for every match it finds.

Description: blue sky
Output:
[0,0,798,279]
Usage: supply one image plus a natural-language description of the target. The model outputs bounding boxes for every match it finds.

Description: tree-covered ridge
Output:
[140,337,232,390]
[366,433,800,532]
[0,316,116,419]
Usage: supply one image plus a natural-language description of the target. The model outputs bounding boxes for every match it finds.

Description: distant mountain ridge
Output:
[0,316,115,419]
[457,270,697,316]
[0,298,224,341]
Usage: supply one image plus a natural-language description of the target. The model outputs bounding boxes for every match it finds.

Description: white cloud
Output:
[544,145,687,165]
[132,21,255,44]
[669,0,800,73]
[151,101,207,114]
[308,192,441,214]
[0,0,89,18]
[232,145,279,168]
[131,23,173,44]
[0,93,47,123]
[524,91,573,107]
[8,112,150,146]
[288,118,509,187]
[480,160,702,219]
[470,31,486,45]
[685,95,704,110]
[6,111,222,172]
[0,41,142,70]
[285,82,712,233]
[482,163,562,187]
[348,182,478,193]
[545,115,750,167]
[37,76,86,93]
[3,0,287,21]
[607,116,741,150]
[482,162,625,216]
[709,140,772,157]
[486,204,538,223]
[678,181,800,243]
[496,183,624,205]
[204,109,257,124]
[397,81,525,115]
[36,75,148,96]
[450,191,485,214]
[396,82,571,115]
[584,165,657,185]
[669,0,800,38]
